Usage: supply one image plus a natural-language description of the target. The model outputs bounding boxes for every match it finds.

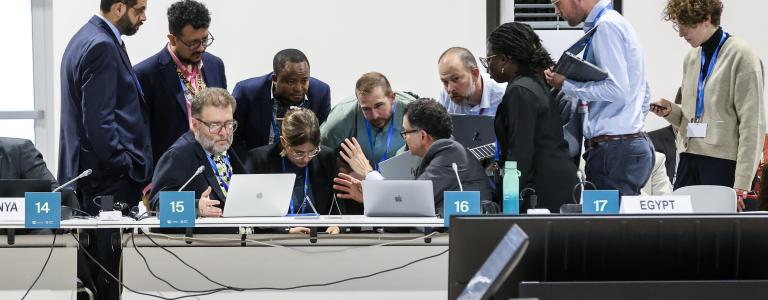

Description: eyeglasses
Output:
[194,118,237,133]
[479,54,500,69]
[286,146,321,160]
[400,129,421,139]
[176,32,215,50]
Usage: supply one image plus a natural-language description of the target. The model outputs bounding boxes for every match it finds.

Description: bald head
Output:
[438,47,478,73]
[438,47,482,106]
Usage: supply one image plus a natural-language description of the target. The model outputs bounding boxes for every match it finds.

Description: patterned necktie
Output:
[211,154,232,197]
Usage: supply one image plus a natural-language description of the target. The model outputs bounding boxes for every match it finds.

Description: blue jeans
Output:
[584,135,654,196]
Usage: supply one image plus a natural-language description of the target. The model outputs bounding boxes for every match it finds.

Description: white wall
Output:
[50,0,487,175]
[625,0,768,131]
[45,0,768,175]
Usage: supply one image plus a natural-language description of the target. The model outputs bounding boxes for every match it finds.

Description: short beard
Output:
[117,14,140,36]
[194,130,232,155]
[450,75,478,106]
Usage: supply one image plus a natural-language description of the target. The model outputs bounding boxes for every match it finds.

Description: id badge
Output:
[687,123,708,138]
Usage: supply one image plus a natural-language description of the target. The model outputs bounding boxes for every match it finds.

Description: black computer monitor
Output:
[448,215,768,299]
[0,179,51,197]
[457,224,529,300]
[450,114,495,149]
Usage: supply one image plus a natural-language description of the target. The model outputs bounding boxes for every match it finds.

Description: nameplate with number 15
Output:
[160,191,195,228]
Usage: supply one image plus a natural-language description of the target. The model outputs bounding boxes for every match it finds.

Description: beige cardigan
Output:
[665,36,765,190]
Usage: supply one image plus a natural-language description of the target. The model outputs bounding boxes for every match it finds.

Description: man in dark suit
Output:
[59,1,149,298]
[0,137,57,190]
[150,88,245,219]
[135,0,227,165]
[232,49,331,157]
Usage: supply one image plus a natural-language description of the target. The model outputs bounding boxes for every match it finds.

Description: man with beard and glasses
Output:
[437,47,506,116]
[59,0,149,298]
[136,0,226,168]
[150,88,246,218]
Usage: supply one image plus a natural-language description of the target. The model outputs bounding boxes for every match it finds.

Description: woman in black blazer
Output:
[245,108,341,234]
[483,22,579,212]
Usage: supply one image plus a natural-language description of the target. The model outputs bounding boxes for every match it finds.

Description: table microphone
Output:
[451,163,464,192]
[53,169,92,192]
[179,166,205,192]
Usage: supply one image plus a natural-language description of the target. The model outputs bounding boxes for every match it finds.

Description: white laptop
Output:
[222,174,295,217]
[379,151,421,180]
[362,180,436,217]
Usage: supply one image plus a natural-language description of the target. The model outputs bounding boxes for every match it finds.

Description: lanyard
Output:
[583,3,613,60]
[281,157,309,214]
[695,32,728,122]
[270,111,281,143]
[205,154,232,193]
[363,102,397,171]
[494,140,500,161]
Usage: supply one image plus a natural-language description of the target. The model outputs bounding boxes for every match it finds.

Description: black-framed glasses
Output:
[286,146,321,160]
[176,32,214,50]
[194,118,237,133]
[479,54,500,69]
[400,129,420,139]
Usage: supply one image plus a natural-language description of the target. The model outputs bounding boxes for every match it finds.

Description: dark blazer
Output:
[495,74,579,212]
[0,137,58,191]
[134,47,227,166]
[416,139,492,216]
[648,125,677,183]
[59,16,151,192]
[245,144,341,215]
[232,73,331,157]
[149,131,246,211]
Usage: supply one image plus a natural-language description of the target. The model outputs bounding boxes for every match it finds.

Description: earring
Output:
[501,67,505,75]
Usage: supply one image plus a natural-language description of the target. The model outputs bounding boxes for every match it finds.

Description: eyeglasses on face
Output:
[479,54,500,69]
[176,32,215,49]
[286,146,321,160]
[194,118,237,133]
[400,129,421,139]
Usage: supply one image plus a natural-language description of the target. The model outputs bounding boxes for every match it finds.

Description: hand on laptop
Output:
[197,186,222,218]
[340,138,372,179]
[326,226,340,234]
[333,173,363,203]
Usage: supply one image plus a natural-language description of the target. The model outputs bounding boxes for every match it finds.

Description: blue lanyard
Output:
[363,102,397,171]
[695,32,728,122]
[583,3,613,60]
[494,140,500,161]
[270,111,281,143]
[281,157,309,214]
[205,154,232,193]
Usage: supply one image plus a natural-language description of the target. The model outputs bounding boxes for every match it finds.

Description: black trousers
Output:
[78,176,141,300]
[674,153,737,190]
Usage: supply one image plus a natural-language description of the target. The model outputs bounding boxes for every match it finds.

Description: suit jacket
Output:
[149,131,246,211]
[232,73,331,157]
[495,74,579,212]
[416,139,492,216]
[245,143,341,215]
[0,137,58,191]
[59,15,151,192]
[648,125,677,183]
[134,47,227,166]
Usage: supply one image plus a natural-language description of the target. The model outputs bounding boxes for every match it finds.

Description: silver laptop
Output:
[379,151,421,180]
[222,174,295,217]
[362,180,436,217]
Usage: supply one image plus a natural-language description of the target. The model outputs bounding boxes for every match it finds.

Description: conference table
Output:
[0,216,448,299]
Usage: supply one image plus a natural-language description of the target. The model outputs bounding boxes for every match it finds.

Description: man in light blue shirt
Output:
[438,47,506,116]
[545,0,653,196]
